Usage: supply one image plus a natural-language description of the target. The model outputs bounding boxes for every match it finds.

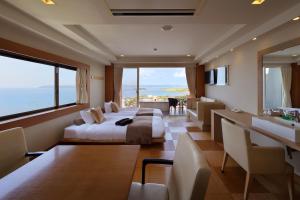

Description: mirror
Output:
[262,44,300,112]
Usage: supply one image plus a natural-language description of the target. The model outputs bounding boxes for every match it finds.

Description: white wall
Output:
[205,21,300,174]
[205,21,300,114]
[0,17,105,151]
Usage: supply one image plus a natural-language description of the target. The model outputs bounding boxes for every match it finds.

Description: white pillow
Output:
[80,110,95,124]
[104,101,112,113]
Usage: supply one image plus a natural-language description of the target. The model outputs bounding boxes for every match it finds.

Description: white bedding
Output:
[64,114,165,142]
[105,107,163,118]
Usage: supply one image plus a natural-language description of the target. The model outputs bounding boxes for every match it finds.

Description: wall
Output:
[205,21,300,174]
[0,18,105,151]
[205,21,300,114]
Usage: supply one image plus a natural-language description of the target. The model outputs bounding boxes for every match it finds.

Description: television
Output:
[215,65,229,85]
[205,70,215,85]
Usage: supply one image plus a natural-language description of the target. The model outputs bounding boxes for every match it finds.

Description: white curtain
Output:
[185,66,196,98]
[76,67,88,104]
[280,65,292,107]
[114,67,123,106]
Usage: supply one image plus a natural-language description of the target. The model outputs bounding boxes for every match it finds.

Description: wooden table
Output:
[0,145,140,200]
[211,109,300,151]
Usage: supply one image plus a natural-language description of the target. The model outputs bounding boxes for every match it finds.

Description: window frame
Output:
[0,50,77,121]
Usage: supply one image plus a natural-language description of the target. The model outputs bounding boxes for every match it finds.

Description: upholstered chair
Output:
[168,98,179,112]
[128,134,211,200]
[0,127,43,178]
[221,118,294,200]
[0,127,29,178]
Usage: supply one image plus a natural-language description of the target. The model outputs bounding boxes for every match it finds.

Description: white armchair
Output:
[128,134,211,200]
[221,118,294,200]
[0,127,45,178]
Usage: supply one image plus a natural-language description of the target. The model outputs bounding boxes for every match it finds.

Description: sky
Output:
[0,55,187,88]
[123,67,188,86]
[0,55,76,88]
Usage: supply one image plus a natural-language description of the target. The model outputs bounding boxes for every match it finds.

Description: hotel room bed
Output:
[107,107,163,118]
[63,110,165,144]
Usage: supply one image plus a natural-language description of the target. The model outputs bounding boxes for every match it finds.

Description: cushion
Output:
[90,107,105,124]
[200,96,216,102]
[74,118,85,125]
[128,182,168,200]
[80,110,95,124]
[111,102,120,113]
[104,101,112,113]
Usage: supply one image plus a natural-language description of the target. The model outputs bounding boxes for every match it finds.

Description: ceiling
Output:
[1,0,300,64]
[266,45,300,57]
[264,45,300,63]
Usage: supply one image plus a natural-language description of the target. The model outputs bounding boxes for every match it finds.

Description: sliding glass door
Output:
[122,68,139,107]
[122,67,189,108]
[139,68,188,102]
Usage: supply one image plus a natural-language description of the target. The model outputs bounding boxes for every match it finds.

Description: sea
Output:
[0,87,76,117]
[123,85,189,98]
[0,85,188,117]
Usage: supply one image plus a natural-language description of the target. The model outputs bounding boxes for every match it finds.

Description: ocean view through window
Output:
[0,53,76,120]
[122,67,189,107]
[59,68,76,105]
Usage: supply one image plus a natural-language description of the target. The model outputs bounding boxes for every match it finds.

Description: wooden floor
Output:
[133,115,300,200]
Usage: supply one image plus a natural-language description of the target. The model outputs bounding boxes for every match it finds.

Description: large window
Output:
[139,68,188,102]
[122,67,189,107]
[59,68,76,105]
[0,52,77,120]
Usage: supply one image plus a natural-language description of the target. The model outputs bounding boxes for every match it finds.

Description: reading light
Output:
[252,37,257,41]
[252,0,265,5]
[186,54,191,57]
[230,48,234,52]
[42,0,55,5]
[293,16,300,21]
[292,54,298,57]
[120,54,124,57]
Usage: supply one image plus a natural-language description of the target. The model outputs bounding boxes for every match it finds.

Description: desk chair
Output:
[0,127,44,178]
[221,118,294,200]
[128,134,211,200]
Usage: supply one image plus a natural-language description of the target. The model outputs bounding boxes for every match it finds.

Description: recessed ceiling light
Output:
[293,16,300,21]
[41,0,55,5]
[251,0,265,5]
[252,37,257,41]
[292,54,298,57]
[153,48,158,51]
[120,54,124,57]
[230,48,234,52]
[186,54,191,57]
[161,25,173,32]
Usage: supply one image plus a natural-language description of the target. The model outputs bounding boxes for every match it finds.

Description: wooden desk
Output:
[211,109,300,151]
[0,145,140,200]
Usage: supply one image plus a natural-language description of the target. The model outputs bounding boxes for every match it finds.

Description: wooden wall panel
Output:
[0,37,89,68]
[196,64,205,98]
[291,62,300,108]
[105,64,114,102]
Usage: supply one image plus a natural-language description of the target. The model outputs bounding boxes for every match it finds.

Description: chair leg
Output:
[221,152,228,173]
[243,173,253,200]
[287,173,294,200]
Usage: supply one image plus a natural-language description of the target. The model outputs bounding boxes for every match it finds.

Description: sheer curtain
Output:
[76,67,88,104]
[281,65,292,107]
[185,66,196,98]
[114,67,123,106]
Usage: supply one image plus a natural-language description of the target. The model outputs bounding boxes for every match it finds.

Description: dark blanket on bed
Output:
[126,116,153,144]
